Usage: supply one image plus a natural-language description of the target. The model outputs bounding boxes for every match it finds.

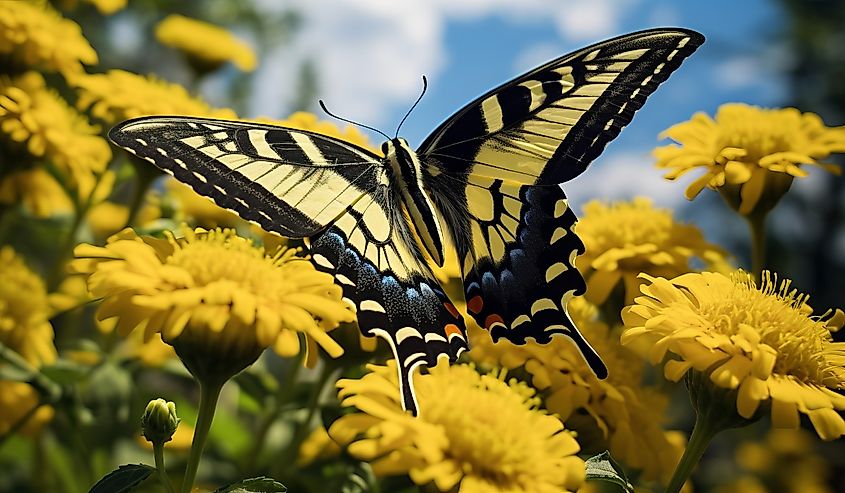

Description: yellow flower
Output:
[73,70,237,125]
[256,112,378,154]
[0,246,57,366]
[70,227,354,382]
[330,362,585,493]
[655,104,845,215]
[0,246,56,437]
[155,15,257,73]
[165,179,244,229]
[86,198,161,239]
[0,1,97,76]
[59,0,127,15]
[622,271,845,440]
[297,425,342,466]
[0,72,111,197]
[468,298,683,483]
[0,167,72,217]
[574,198,726,305]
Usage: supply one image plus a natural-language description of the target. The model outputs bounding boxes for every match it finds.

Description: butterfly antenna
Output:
[318,100,390,141]
[395,75,427,139]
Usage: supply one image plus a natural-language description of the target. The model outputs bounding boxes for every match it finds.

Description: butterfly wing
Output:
[110,116,383,237]
[109,116,466,415]
[420,28,704,186]
[420,29,703,375]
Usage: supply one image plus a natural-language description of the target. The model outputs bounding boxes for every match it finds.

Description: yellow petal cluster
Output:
[0,72,111,197]
[655,104,845,214]
[155,15,257,72]
[622,271,845,440]
[0,167,72,217]
[574,198,726,304]
[70,227,354,378]
[0,1,97,76]
[468,298,682,483]
[73,70,237,125]
[0,246,57,437]
[330,362,585,493]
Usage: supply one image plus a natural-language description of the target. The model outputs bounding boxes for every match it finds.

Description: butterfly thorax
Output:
[382,138,446,267]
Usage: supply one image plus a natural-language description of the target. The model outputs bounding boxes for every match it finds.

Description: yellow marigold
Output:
[73,70,237,125]
[256,112,377,154]
[155,14,257,72]
[0,1,97,76]
[468,298,682,483]
[622,271,845,440]
[0,72,110,197]
[70,227,354,382]
[0,246,57,435]
[0,246,57,366]
[574,197,726,305]
[330,362,585,493]
[86,197,161,239]
[297,425,341,466]
[655,104,845,215]
[0,167,72,217]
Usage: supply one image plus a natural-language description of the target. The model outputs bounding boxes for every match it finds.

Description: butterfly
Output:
[109,28,704,416]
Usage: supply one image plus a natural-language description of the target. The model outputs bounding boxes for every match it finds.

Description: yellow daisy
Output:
[70,227,354,382]
[622,271,845,440]
[0,246,57,437]
[468,298,683,483]
[655,104,845,215]
[0,167,72,217]
[155,15,257,73]
[574,198,726,305]
[0,1,97,76]
[330,362,585,493]
[0,72,111,198]
[73,69,237,125]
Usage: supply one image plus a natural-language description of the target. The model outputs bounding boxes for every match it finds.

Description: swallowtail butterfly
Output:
[109,28,704,415]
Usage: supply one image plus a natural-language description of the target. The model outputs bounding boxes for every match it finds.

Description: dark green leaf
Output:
[214,476,287,492]
[584,451,634,493]
[87,464,155,493]
[40,360,90,385]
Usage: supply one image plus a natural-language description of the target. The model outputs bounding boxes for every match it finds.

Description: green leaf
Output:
[40,360,90,385]
[87,464,155,493]
[214,476,287,493]
[584,451,634,493]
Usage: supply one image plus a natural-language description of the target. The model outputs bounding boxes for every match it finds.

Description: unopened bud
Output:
[141,398,180,444]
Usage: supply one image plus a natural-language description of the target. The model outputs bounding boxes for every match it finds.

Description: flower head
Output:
[0,167,72,217]
[0,381,54,437]
[655,104,845,215]
[255,112,377,154]
[330,362,585,493]
[574,198,726,304]
[468,298,683,482]
[0,72,111,197]
[0,1,97,76]
[70,227,354,383]
[141,398,181,444]
[155,15,257,73]
[622,271,845,440]
[73,70,237,125]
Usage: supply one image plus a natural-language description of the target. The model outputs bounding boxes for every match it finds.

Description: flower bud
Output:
[141,398,180,444]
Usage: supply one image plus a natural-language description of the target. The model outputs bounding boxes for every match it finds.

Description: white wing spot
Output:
[203,124,225,131]
[396,327,423,344]
[312,253,335,270]
[511,314,531,329]
[550,227,568,244]
[360,300,386,313]
[212,131,228,139]
[545,262,569,282]
[335,274,355,286]
[424,333,447,343]
[213,185,227,195]
[554,199,569,218]
[192,171,208,183]
[403,352,426,368]
[156,148,168,156]
[531,298,557,316]
[174,159,187,169]
[135,138,148,146]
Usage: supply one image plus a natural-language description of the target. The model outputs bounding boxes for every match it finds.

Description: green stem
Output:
[0,402,44,447]
[124,164,156,229]
[747,212,768,280]
[180,381,224,493]
[153,442,177,493]
[0,342,61,401]
[663,416,718,493]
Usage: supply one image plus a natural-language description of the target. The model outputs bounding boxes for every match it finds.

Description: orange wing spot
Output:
[467,295,484,314]
[484,314,505,329]
[444,323,462,338]
[444,302,460,319]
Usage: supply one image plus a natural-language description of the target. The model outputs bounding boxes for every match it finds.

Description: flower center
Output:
[578,199,673,250]
[715,106,801,162]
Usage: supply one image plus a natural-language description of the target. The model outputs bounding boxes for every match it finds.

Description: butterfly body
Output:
[109,28,705,415]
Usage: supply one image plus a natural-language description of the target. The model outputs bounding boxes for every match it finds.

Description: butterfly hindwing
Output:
[420,28,705,186]
[307,190,467,413]
[109,117,381,237]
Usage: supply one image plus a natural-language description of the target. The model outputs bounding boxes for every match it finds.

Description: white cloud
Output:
[250,0,638,124]
[563,150,688,212]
